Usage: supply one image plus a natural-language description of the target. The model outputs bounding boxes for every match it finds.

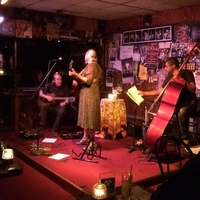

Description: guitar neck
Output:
[53,96,75,102]
[53,97,68,100]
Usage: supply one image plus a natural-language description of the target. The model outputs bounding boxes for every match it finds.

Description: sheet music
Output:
[126,86,144,106]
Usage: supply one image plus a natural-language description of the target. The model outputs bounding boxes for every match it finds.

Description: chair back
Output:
[154,135,194,183]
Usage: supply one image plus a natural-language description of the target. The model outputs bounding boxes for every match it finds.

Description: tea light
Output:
[108,93,114,99]
[92,183,107,199]
[2,148,14,160]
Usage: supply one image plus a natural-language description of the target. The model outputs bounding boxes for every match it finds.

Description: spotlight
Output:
[0,16,4,23]
[1,0,8,5]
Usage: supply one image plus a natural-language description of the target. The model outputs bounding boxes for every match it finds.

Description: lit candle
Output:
[2,149,14,160]
[94,188,105,197]
[92,183,107,199]
[108,94,114,99]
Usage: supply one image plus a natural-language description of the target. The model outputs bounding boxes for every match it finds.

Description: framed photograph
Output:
[191,24,200,42]
[123,25,172,44]
[99,171,116,197]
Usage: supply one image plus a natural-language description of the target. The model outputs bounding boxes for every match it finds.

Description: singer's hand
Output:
[69,60,74,71]
[69,68,77,77]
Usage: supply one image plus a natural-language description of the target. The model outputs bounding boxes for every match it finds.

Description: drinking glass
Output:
[121,171,132,199]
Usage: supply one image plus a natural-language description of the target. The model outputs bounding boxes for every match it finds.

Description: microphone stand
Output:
[30,61,58,156]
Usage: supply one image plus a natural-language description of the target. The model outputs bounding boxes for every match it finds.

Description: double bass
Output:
[144,42,200,151]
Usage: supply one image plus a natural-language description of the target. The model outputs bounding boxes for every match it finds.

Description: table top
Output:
[116,185,152,200]
[101,98,125,102]
[77,185,152,200]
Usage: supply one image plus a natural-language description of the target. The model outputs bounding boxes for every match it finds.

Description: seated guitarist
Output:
[38,72,72,137]
[139,57,198,142]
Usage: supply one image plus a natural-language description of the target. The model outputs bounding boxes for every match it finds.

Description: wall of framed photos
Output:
[123,25,172,44]
[107,23,200,119]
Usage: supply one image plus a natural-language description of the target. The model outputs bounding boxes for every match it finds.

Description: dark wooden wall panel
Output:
[106,5,200,33]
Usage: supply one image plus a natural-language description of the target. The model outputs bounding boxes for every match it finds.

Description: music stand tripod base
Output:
[72,138,107,163]
[73,157,99,163]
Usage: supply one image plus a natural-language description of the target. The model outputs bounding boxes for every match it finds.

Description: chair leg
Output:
[188,117,199,145]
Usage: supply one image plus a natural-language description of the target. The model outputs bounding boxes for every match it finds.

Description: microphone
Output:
[50,57,62,62]
[69,60,74,71]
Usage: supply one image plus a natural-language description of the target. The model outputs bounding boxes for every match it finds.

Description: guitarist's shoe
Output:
[50,130,59,137]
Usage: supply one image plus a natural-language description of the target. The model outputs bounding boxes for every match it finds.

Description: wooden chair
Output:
[154,135,194,183]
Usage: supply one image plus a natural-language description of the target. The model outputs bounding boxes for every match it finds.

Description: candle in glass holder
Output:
[108,94,114,99]
[92,183,107,199]
[2,148,14,160]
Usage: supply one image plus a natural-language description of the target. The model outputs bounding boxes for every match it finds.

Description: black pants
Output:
[39,103,67,132]
[165,99,198,139]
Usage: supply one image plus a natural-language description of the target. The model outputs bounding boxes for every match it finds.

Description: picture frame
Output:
[99,171,116,197]
[123,25,172,44]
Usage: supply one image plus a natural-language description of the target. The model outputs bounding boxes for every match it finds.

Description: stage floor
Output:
[0,127,175,199]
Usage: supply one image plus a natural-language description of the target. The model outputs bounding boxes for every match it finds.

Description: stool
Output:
[188,111,200,144]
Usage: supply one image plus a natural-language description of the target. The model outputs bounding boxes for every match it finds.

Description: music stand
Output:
[125,86,145,153]
[125,103,143,153]
[30,60,59,156]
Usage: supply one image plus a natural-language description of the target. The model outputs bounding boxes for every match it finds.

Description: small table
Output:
[77,185,152,200]
[115,185,152,200]
[100,98,127,139]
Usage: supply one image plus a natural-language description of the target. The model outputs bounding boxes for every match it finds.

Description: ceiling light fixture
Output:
[1,0,8,5]
[0,16,4,23]
[0,1,5,23]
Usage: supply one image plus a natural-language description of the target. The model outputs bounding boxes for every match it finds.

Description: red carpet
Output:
[0,156,77,200]
[0,128,178,199]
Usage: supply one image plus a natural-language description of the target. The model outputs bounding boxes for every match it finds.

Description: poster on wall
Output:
[174,24,191,43]
[171,43,188,60]
[108,47,122,72]
[138,65,148,80]
[106,69,114,87]
[157,42,171,68]
[120,45,133,59]
[138,44,147,64]
[0,19,16,36]
[191,24,200,42]
[108,47,117,63]
[46,23,60,40]
[120,46,134,83]
[146,43,159,64]
[32,22,46,38]
[122,57,133,78]
[113,33,122,48]
[16,20,32,38]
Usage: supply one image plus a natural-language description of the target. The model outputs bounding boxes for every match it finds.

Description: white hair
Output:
[84,49,97,64]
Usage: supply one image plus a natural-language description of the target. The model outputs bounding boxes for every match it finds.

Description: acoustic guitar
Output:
[38,92,75,106]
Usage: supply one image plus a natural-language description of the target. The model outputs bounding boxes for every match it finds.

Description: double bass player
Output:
[139,57,198,143]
